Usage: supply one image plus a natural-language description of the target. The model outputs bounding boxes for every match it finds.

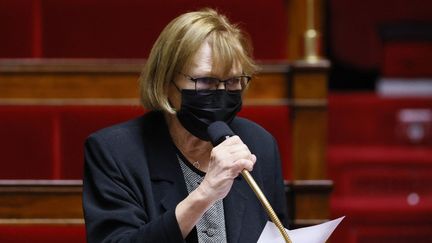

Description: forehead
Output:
[187,40,241,77]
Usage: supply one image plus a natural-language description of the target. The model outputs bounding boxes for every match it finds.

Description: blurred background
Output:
[0,0,431,242]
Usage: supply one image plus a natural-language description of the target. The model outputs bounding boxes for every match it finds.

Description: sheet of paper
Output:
[257,216,344,243]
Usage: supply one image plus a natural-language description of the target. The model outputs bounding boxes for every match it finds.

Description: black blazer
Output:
[83,111,287,243]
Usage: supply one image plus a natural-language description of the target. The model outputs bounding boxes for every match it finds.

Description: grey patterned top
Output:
[177,154,227,243]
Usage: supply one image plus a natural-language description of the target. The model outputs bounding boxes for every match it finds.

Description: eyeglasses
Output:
[180,73,251,92]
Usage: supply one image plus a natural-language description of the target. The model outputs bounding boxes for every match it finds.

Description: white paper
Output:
[257,216,344,243]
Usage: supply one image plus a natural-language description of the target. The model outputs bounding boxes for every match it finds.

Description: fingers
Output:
[201,136,256,202]
[213,136,251,158]
[211,135,256,173]
[233,159,254,173]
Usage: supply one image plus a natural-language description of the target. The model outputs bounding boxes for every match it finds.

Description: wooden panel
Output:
[0,179,331,229]
[292,108,328,179]
[0,73,139,99]
[0,73,288,100]
[245,73,288,101]
[292,72,327,99]
[289,60,329,180]
[0,180,82,223]
[285,180,333,228]
[287,60,331,231]
[0,59,290,101]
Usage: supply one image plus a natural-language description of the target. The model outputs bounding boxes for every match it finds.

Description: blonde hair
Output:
[139,8,258,113]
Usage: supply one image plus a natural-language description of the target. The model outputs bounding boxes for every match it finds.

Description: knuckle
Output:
[231,136,241,143]
[241,144,249,151]
[240,150,251,159]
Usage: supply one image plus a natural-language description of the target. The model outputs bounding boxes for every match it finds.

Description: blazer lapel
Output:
[144,112,198,243]
[224,177,249,243]
[144,112,189,213]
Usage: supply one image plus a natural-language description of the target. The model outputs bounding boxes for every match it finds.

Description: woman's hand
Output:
[175,136,255,238]
[197,135,256,203]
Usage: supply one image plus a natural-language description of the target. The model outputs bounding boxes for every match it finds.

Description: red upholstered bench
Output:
[0,104,291,180]
[328,146,432,222]
[0,105,56,179]
[0,105,143,179]
[0,0,35,57]
[328,145,432,198]
[383,41,432,78]
[0,0,287,60]
[0,225,86,243]
[327,92,432,243]
[59,105,144,179]
[328,147,432,243]
[239,105,292,178]
[328,93,432,146]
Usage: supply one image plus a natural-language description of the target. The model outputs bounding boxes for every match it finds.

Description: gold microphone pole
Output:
[241,170,292,243]
[213,125,292,242]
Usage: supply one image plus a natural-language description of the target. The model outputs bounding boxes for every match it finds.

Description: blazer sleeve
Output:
[82,134,184,243]
[270,136,289,227]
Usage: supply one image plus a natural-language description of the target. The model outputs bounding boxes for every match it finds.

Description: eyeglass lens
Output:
[195,76,249,91]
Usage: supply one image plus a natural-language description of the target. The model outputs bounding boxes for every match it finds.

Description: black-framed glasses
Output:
[180,73,251,92]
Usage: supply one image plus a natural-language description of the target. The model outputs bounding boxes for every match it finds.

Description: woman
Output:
[83,8,287,243]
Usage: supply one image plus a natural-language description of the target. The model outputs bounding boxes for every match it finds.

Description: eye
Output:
[226,77,242,85]
[225,77,243,90]
[195,77,219,90]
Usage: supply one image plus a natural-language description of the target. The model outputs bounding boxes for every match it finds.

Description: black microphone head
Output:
[207,121,235,146]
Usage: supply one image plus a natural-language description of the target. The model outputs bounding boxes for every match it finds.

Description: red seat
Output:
[239,105,292,179]
[328,93,432,145]
[0,105,55,179]
[0,0,288,60]
[328,93,432,243]
[330,220,432,243]
[328,145,432,243]
[60,105,144,179]
[329,0,432,70]
[0,104,292,180]
[0,0,35,57]
[383,41,432,78]
[0,225,86,243]
[328,145,432,197]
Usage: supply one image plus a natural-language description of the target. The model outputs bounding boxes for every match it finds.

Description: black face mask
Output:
[176,89,242,141]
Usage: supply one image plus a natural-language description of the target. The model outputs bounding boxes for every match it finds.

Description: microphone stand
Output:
[209,123,292,242]
[241,170,292,243]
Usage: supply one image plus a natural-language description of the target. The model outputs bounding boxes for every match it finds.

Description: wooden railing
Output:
[285,180,333,228]
[0,180,331,228]
[0,59,289,102]
[0,180,83,224]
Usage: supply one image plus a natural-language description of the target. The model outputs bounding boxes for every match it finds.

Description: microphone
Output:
[207,121,235,147]
[207,121,292,243]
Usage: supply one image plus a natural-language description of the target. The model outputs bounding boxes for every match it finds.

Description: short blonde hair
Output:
[139,8,258,113]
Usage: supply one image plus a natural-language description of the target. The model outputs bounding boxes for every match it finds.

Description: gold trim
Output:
[292,99,327,108]
[0,98,141,106]
[0,180,82,186]
[0,218,84,225]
